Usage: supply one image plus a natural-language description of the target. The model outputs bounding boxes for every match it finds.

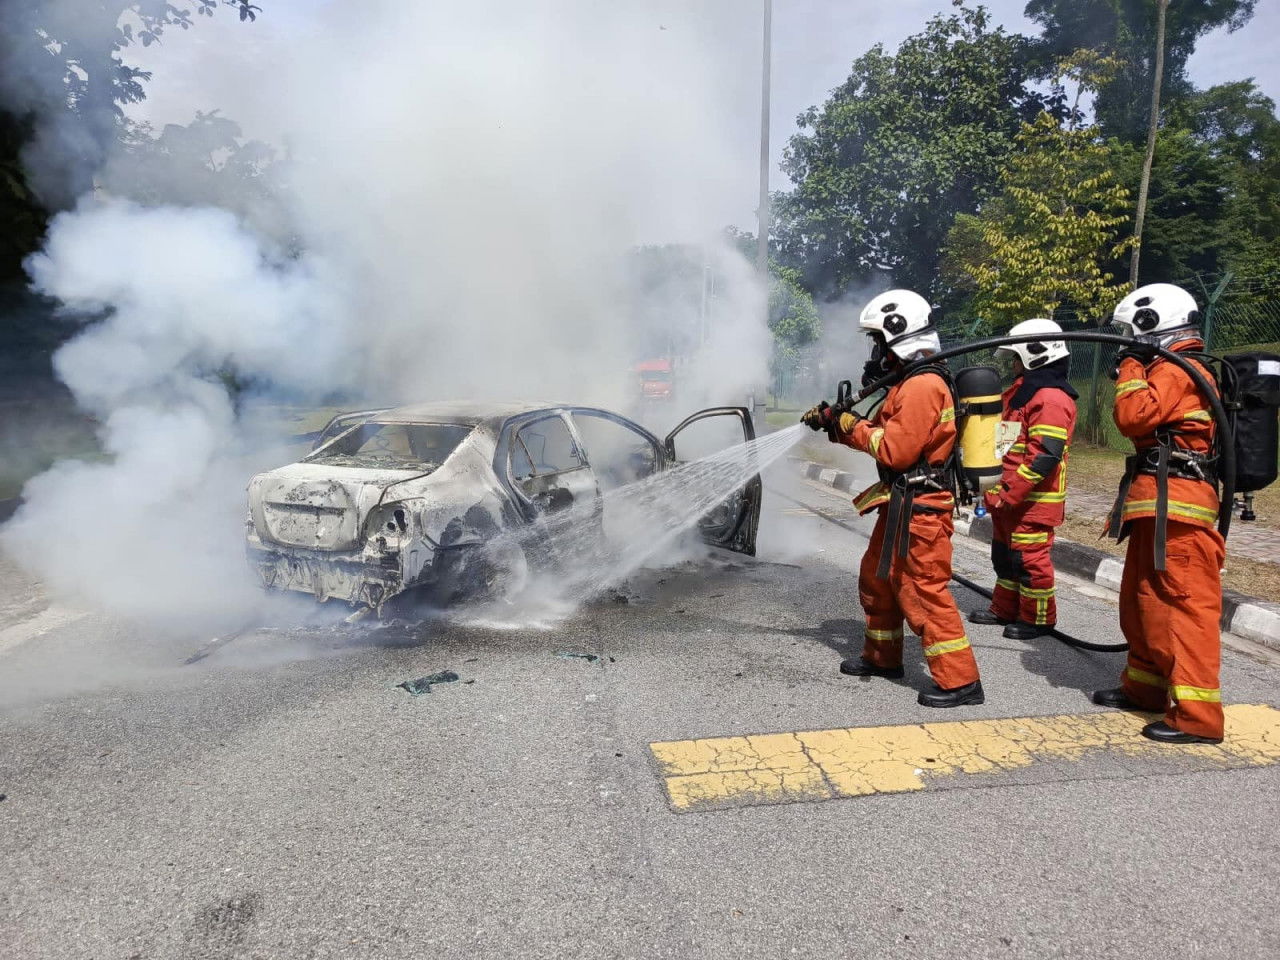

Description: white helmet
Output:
[996,317,1069,370]
[859,289,940,361]
[1112,283,1202,347]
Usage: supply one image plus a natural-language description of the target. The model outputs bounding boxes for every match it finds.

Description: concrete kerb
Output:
[792,457,1280,653]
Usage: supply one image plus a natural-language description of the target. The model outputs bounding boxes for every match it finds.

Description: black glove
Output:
[801,402,834,432]
[1117,341,1158,366]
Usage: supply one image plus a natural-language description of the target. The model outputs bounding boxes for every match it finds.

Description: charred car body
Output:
[245,401,761,612]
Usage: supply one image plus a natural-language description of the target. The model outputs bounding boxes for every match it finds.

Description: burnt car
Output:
[245,401,761,612]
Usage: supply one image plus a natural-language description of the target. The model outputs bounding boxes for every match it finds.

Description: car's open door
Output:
[663,406,761,556]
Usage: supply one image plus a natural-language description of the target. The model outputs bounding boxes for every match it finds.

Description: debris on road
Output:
[183,628,254,665]
[397,670,460,695]
[554,651,599,663]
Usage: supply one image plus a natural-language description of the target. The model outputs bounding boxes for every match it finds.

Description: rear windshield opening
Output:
[308,422,473,470]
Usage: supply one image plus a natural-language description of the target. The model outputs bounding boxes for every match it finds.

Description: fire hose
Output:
[826,329,1240,655]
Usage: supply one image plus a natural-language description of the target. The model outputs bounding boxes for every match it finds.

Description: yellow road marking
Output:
[650,704,1280,813]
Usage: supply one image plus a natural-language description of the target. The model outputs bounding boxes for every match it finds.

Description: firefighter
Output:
[803,289,984,707]
[968,318,1077,640]
[1092,283,1225,744]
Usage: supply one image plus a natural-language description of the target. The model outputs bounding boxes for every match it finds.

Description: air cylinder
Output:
[955,365,1003,496]
[1226,353,1280,493]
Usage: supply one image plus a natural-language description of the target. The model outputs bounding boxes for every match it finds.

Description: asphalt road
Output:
[3,462,1280,959]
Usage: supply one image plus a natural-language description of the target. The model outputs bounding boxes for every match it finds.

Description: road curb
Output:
[793,457,1280,652]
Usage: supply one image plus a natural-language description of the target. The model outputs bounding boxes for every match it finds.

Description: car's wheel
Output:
[433,534,532,605]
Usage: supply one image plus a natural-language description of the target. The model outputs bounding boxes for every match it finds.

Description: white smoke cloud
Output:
[2,1,774,630]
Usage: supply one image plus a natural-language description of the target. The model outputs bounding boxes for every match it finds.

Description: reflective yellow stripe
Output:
[1025,490,1067,503]
[1028,424,1069,440]
[854,482,891,512]
[1033,596,1050,625]
[1011,531,1050,544]
[1182,409,1212,423]
[1018,585,1055,598]
[1008,443,1027,454]
[866,627,904,642]
[1122,499,1219,524]
[869,428,885,457]
[1127,666,1166,689]
[938,407,956,424]
[1017,463,1043,483]
[995,579,1019,592]
[923,637,971,658]
[1115,379,1148,397]
[1172,684,1222,703]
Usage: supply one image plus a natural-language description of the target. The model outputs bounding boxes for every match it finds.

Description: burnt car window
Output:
[513,416,584,478]
[572,413,659,490]
[308,422,473,470]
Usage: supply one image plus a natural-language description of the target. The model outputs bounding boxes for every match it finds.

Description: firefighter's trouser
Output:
[989,512,1057,627]
[1118,518,1225,740]
[859,507,981,690]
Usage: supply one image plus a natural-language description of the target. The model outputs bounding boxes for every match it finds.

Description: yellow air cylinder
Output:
[954,365,1003,496]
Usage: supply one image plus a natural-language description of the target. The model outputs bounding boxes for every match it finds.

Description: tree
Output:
[775,3,1048,298]
[0,1,265,279]
[105,111,284,235]
[1112,127,1233,283]
[1178,81,1280,272]
[768,263,821,356]
[1025,0,1257,143]
[1129,0,1169,285]
[942,112,1135,328]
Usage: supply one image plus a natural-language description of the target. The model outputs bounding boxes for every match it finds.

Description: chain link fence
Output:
[772,272,1280,451]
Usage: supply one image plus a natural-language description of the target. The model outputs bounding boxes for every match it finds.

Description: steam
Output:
[2,2,774,631]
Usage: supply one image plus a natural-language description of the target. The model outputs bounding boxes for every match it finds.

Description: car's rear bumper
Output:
[246,532,413,607]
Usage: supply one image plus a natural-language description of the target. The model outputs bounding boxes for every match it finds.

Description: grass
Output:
[1066,441,1280,534]
[1056,441,1280,601]
[1058,511,1280,603]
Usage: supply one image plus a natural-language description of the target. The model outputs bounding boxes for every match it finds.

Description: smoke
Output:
[1,1,774,631]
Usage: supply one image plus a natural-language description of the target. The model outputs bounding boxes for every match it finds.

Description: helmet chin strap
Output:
[1135,324,1200,350]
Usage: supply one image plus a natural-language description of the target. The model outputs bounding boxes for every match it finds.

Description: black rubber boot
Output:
[1002,621,1051,640]
[1141,720,1222,745]
[1091,687,1141,709]
[968,609,1010,626]
[917,680,985,708]
[839,657,905,679]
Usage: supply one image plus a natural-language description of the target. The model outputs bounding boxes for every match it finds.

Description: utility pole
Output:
[1129,0,1169,287]
[752,0,773,421]
[756,0,772,280]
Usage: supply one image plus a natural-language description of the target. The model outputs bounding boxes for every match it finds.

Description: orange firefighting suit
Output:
[1111,340,1225,740]
[838,370,982,690]
[985,377,1077,627]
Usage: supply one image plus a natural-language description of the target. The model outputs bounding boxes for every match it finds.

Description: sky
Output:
[127,0,1280,236]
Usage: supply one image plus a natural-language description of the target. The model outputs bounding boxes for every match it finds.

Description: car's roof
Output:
[372,400,577,427]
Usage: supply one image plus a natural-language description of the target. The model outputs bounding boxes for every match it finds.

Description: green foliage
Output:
[106,111,284,235]
[942,112,1134,326]
[1025,0,1257,142]
[0,112,46,284]
[768,264,821,356]
[0,2,266,278]
[775,3,1047,298]
[1178,81,1280,277]
[1111,126,1233,282]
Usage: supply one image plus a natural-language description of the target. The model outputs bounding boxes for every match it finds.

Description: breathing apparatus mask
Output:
[862,332,894,386]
